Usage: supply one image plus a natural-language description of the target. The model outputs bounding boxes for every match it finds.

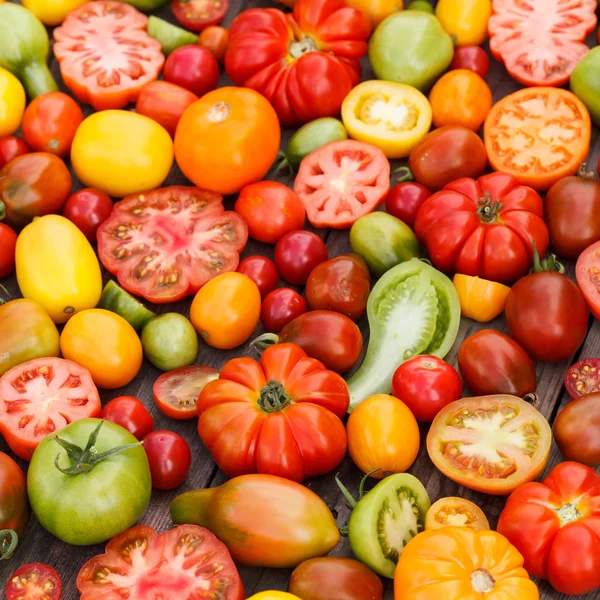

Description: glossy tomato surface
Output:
[0,223,17,278]
[237,256,279,299]
[0,136,30,169]
[143,430,192,490]
[172,0,228,31]
[62,188,113,243]
[275,231,328,286]
[6,563,62,600]
[385,181,430,229]
[100,396,154,441]
[164,45,220,97]
[0,451,30,558]
[451,46,490,78]
[200,26,230,63]
[261,288,307,334]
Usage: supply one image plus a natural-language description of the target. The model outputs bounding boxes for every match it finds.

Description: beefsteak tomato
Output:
[577,239,600,320]
[0,452,29,560]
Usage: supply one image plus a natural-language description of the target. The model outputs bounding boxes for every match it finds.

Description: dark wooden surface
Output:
[1,1,600,598]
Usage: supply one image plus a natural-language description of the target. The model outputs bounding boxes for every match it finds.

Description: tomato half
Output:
[425,497,490,531]
[453,274,511,323]
[576,239,600,320]
[143,430,191,490]
[565,358,600,398]
[172,0,228,31]
[100,396,154,441]
[6,563,62,600]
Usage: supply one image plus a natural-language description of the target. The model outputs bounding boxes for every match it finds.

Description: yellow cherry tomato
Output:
[16,215,102,324]
[22,0,88,26]
[453,274,511,322]
[436,0,492,47]
[71,110,173,198]
[345,0,403,28]
[0,68,25,137]
[190,272,261,350]
[342,80,432,159]
[60,309,143,389]
[248,594,301,600]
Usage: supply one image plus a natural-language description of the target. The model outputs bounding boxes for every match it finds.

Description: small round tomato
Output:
[62,188,113,243]
[235,182,306,244]
[453,274,511,323]
[275,231,328,286]
[199,26,229,63]
[143,430,192,490]
[451,46,490,78]
[100,396,154,441]
[164,45,220,98]
[6,563,62,600]
[0,223,17,278]
[237,256,279,299]
[261,288,307,334]
[391,356,463,423]
[425,497,490,532]
[0,136,30,169]
[172,0,228,31]
[385,181,431,229]
[565,358,600,398]
[436,0,491,47]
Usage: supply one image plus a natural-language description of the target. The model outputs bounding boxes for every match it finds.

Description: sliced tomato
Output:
[97,187,248,304]
[565,358,600,399]
[6,563,62,600]
[576,239,600,320]
[0,358,101,461]
[77,525,245,600]
[294,140,390,229]
[488,0,597,86]
[53,1,165,111]
[172,0,229,32]
[426,395,552,495]
[153,365,219,420]
[425,497,490,532]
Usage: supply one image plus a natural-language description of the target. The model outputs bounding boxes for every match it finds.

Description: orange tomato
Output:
[429,69,492,131]
[190,272,261,350]
[199,26,230,63]
[453,274,511,322]
[425,497,490,531]
[175,87,280,195]
[346,394,419,478]
[60,309,143,389]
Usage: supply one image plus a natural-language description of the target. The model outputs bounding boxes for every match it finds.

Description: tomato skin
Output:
[172,0,228,31]
[451,46,490,77]
[261,288,307,334]
[0,136,30,169]
[6,563,62,600]
[385,182,430,229]
[275,231,328,285]
[164,45,220,98]
[576,240,600,320]
[143,430,191,490]
[62,188,113,243]
[100,396,154,441]
[436,0,491,47]
[0,68,25,138]
[199,26,230,62]
[238,256,279,299]
[0,452,30,557]
[0,222,16,278]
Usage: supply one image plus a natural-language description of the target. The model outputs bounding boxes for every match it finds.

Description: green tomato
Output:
[147,15,198,55]
[368,11,454,91]
[98,280,156,332]
[141,313,199,371]
[406,0,435,12]
[349,212,419,277]
[28,419,151,546]
[571,47,600,126]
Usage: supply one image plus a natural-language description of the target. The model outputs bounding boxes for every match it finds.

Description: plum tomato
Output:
[564,358,600,398]
[0,223,17,278]
[451,46,490,78]
[143,430,192,490]
[172,0,229,32]
[425,497,490,531]
[6,563,62,600]
[0,136,30,169]
[100,396,154,441]
[261,288,307,334]
[275,231,328,286]
[237,256,279,299]
[385,181,431,229]
[199,26,230,63]
[163,45,220,98]
[62,188,113,243]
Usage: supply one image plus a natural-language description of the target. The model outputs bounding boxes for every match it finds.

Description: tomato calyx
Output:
[471,568,495,594]
[289,36,318,59]
[556,500,581,526]
[530,243,565,275]
[258,380,291,413]
[476,192,503,224]
[0,529,18,560]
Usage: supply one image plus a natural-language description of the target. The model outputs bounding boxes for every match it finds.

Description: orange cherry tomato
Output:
[425,497,490,531]
[453,274,511,322]
[199,26,230,63]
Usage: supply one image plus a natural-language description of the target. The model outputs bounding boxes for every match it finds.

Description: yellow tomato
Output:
[71,110,173,198]
[425,497,490,531]
[346,0,403,28]
[248,594,301,600]
[16,215,102,324]
[436,0,492,47]
[0,68,25,137]
[453,274,511,322]
[347,394,420,478]
[190,272,261,350]
[60,309,143,389]
[342,80,432,159]
[22,0,88,26]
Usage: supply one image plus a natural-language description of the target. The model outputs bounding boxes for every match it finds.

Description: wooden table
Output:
[1,1,599,598]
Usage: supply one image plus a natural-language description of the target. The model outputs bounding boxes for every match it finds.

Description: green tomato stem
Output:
[258,380,291,413]
[0,199,5,221]
[335,474,358,509]
[251,333,280,351]
[21,61,58,99]
[0,530,18,560]
[392,166,414,183]
[530,241,565,274]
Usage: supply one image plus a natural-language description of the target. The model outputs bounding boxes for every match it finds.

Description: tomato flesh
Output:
[172,0,229,32]
[6,563,62,600]
[425,497,490,531]
[565,358,600,399]
[576,239,600,320]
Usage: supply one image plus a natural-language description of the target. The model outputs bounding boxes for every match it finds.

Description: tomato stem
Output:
[392,166,414,183]
[251,333,280,351]
[530,241,565,274]
[335,474,358,510]
[476,192,502,223]
[0,530,18,560]
[273,152,294,176]
[258,380,291,412]
[288,36,318,59]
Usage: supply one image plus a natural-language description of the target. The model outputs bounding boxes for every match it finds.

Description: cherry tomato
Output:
[143,430,192,490]
[261,288,307,334]
[0,223,17,278]
[0,136,30,169]
[100,396,154,441]
[5,563,62,600]
[172,0,228,32]
[199,26,230,63]
[451,46,490,78]
[62,188,113,243]
[237,255,279,299]
[164,45,220,98]
[275,231,328,286]
[385,181,431,229]
[565,358,600,398]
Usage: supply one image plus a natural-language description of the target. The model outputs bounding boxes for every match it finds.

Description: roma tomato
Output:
[0,223,16,278]
[62,188,113,243]
[451,46,490,78]
[237,256,279,299]
[0,452,30,559]
[577,240,600,319]
[385,181,430,230]
[565,358,600,398]
[425,497,490,531]
[275,231,328,285]
[436,0,491,47]
[100,396,154,441]
[453,274,511,323]
[199,26,229,63]
[261,288,307,334]
[172,0,228,31]
[143,430,191,490]
[6,563,62,600]
[164,45,220,98]
[0,135,30,169]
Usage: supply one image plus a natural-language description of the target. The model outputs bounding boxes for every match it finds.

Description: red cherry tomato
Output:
[199,26,230,63]
[451,46,490,78]
[391,355,463,423]
[143,430,192,490]
[385,181,431,229]
[100,396,154,441]
[237,255,279,299]
[261,288,307,333]
[275,230,328,286]
[0,136,30,169]
[6,563,62,600]
[172,0,228,32]
[0,223,17,279]
[163,46,220,98]
[62,188,114,243]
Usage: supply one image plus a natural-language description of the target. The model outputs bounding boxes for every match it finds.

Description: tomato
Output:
[0,152,72,230]
[425,497,490,531]
[143,430,191,490]
[60,309,143,389]
[0,68,25,138]
[61,188,112,244]
[98,187,247,303]
[407,0,434,10]
[22,0,87,25]
[0,452,29,560]
[261,288,308,334]
[175,87,280,195]
[294,141,390,229]
[135,80,198,137]
[0,222,16,278]
[275,231,328,285]
[565,358,600,398]
[154,365,218,420]
[53,2,164,110]
[451,46,490,78]
[345,0,402,27]
[385,181,430,229]
[571,46,600,126]
[98,280,155,332]
[436,0,491,47]
[141,313,198,371]
[250,595,299,600]
[497,461,600,595]
[0,136,30,169]
[427,395,552,495]
[484,88,591,191]
[0,357,100,461]
[238,256,279,299]
[5,563,62,600]
[341,81,432,159]
[100,396,153,441]
[408,126,487,192]
[453,274,511,323]
[391,356,462,423]
[171,474,340,567]
[172,0,228,31]
[164,45,220,97]
[225,0,369,126]
[577,240,600,320]
[199,26,230,63]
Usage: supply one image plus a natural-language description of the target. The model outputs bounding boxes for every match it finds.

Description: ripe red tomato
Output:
[385,181,431,229]
[565,358,600,398]
[0,452,29,560]
[237,255,279,299]
[62,188,113,243]
[577,239,600,320]
[164,46,220,98]
[261,288,307,334]
[100,396,154,441]
[0,223,17,279]
[199,26,230,63]
[451,46,490,78]
[143,430,191,490]
[235,181,306,244]
[391,356,462,423]
[275,231,328,285]
[172,0,229,32]
[6,563,62,600]
[0,136,30,169]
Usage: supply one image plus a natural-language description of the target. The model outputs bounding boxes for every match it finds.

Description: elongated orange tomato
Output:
[453,274,511,322]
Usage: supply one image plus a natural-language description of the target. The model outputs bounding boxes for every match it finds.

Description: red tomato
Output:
[153,365,219,420]
[135,81,198,138]
[237,256,279,299]
[576,240,600,320]
[21,92,84,158]
[172,0,229,32]
[62,188,113,243]
[0,136,30,169]
[565,358,600,398]
[415,172,549,283]
[385,182,431,229]
[97,187,248,303]
[77,525,245,600]
[451,46,490,78]
[235,181,306,244]
[275,230,328,285]
[199,26,230,63]
[143,430,191,490]
[6,563,62,600]
[0,452,29,560]
[294,141,390,229]
[100,396,154,441]
[53,2,164,111]
[391,356,462,423]
[0,223,17,279]
[164,46,220,98]
[261,288,307,334]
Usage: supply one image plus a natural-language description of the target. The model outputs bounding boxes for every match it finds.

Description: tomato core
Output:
[359,94,419,131]
[207,102,230,123]
[258,380,291,413]
[471,568,495,593]
[557,502,580,526]
[289,36,318,59]
[477,194,502,224]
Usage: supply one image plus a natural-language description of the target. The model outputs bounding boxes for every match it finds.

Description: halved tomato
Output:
[576,239,600,320]
[565,358,600,399]
[425,497,490,531]
[427,395,552,495]
[0,357,101,461]
[172,0,228,32]
[6,563,62,600]
[53,1,165,111]
[294,140,390,229]
[484,87,592,191]
[97,187,248,304]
